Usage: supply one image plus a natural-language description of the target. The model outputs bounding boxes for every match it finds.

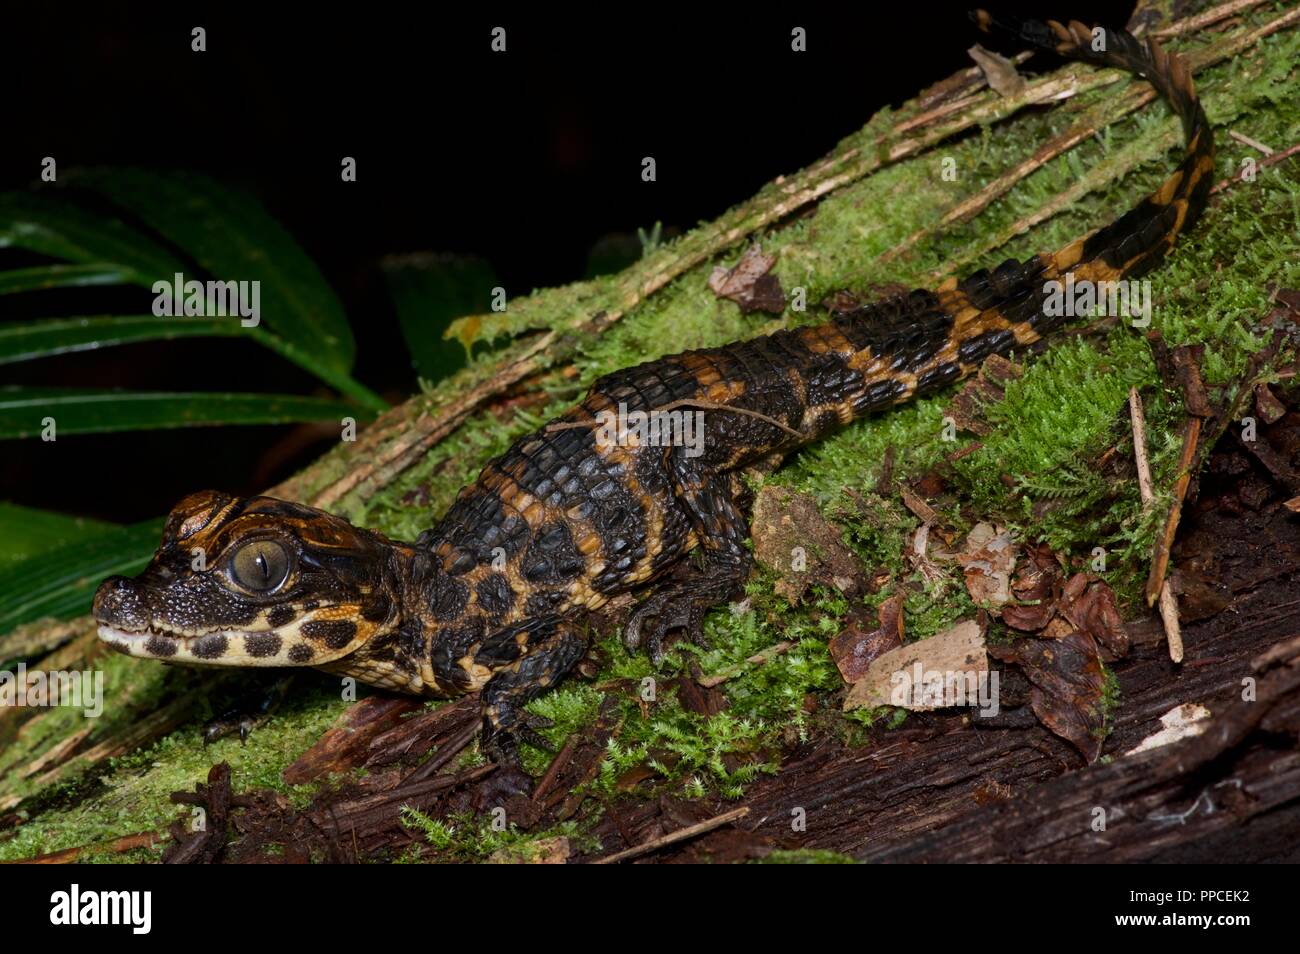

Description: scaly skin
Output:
[93,16,1215,767]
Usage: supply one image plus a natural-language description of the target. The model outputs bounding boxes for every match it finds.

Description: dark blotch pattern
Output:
[362,594,392,623]
[267,605,296,628]
[398,618,427,658]
[523,590,568,617]
[288,643,314,663]
[245,633,282,658]
[429,574,469,622]
[430,615,487,692]
[192,634,229,659]
[145,635,177,658]
[521,521,584,584]
[301,619,358,650]
[476,573,515,620]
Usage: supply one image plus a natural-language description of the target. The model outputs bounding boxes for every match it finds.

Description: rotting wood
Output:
[591,807,750,864]
[858,633,1300,862]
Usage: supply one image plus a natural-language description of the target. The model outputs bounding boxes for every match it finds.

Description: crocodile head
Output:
[93,491,409,678]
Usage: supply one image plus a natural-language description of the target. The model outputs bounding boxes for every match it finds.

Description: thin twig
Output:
[1228,129,1276,155]
[1127,392,1161,608]
[8,830,166,865]
[1145,417,1203,609]
[885,85,1160,263]
[698,642,795,688]
[402,721,481,784]
[532,735,579,803]
[1128,387,1185,663]
[592,806,750,864]
[1211,140,1300,194]
[895,52,1034,134]
[1151,0,1270,37]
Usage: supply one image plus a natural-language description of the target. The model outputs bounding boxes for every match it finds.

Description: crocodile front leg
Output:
[476,619,588,767]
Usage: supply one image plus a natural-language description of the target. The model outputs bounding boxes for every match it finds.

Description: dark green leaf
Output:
[382,253,498,382]
[0,191,190,284]
[68,169,356,376]
[0,388,373,439]
[0,314,246,365]
[0,264,135,294]
[0,518,164,633]
[0,502,114,569]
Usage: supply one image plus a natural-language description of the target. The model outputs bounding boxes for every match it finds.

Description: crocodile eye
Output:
[230,540,290,592]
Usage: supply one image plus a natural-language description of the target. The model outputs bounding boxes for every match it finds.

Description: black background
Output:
[18,863,1275,933]
[2,4,1135,522]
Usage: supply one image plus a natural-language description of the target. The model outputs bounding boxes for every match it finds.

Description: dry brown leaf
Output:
[988,629,1107,763]
[843,619,987,711]
[751,485,865,603]
[708,245,786,314]
[956,523,1017,609]
[830,595,905,684]
[967,43,1027,97]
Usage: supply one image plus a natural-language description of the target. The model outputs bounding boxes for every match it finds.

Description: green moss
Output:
[399,807,598,862]
[1098,663,1123,741]
[755,848,857,864]
[0,680,348,862]
[844,701,909,738]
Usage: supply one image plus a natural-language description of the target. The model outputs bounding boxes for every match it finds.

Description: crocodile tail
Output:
[975,11,1215,280]
[776,13,1214,441]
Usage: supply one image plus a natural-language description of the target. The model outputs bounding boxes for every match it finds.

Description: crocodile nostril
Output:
[92,575,146,626]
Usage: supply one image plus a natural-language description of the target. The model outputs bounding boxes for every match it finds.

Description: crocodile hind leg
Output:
[623,468,752,664]
[478,620,588,769]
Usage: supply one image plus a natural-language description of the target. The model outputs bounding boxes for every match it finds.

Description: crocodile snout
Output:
[92,575,150,631]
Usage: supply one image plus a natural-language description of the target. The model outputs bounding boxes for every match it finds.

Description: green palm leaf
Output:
[0,314,245,364]
[0,263,136,294]
[0,191,189,283]
[0,502,114,569]
[0,388,372,439]
[66,169,358,377]
[0,517,164,633]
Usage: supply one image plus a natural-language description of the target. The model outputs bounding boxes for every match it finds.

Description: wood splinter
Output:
[1128,387,1185,663]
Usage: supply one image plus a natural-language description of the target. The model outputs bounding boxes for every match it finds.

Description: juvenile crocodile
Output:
[93,15,1215,766]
